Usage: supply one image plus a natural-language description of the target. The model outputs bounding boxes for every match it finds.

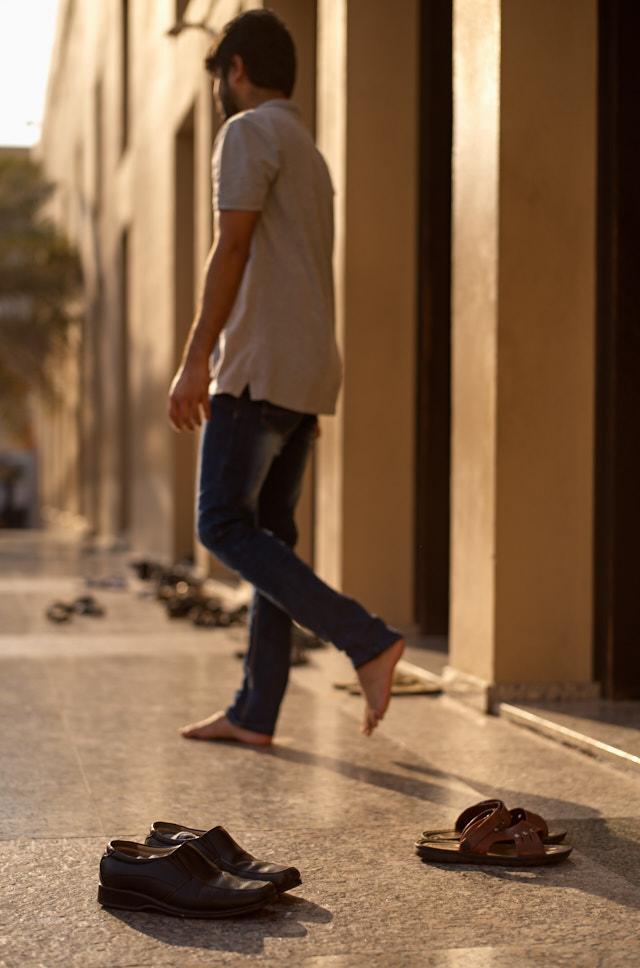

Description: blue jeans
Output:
[197,390,400,736]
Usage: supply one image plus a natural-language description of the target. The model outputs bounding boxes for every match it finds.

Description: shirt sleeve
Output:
[213,114,280,212]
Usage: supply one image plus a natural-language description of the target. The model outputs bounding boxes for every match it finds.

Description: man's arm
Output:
[168,209,260,432]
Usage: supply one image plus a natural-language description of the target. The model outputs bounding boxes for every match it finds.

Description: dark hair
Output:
[205,9,296,97]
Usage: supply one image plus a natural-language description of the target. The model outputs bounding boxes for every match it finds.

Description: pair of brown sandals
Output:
[416,798,572,867]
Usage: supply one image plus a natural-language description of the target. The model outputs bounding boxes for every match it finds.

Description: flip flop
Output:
[421,799,567,845]
[333,670,441,696]
[71,595,105,616]
[415,799,572,867]
[45,602,73,623]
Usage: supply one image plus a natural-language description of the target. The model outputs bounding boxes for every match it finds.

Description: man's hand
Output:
[168,210,260,432]
[168,358,211,432]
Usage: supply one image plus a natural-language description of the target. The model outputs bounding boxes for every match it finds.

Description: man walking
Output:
[169,9,404,744]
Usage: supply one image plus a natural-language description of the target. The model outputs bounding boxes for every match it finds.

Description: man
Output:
[169,9,404,744]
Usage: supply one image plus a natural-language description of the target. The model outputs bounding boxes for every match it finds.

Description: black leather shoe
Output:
[98,839,276,917]
[145,823,302,893]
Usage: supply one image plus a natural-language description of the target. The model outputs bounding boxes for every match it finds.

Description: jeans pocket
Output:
[259,400,304,437]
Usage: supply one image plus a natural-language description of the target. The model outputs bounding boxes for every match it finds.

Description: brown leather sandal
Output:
[415,799,572,867]
[421,799,567,846]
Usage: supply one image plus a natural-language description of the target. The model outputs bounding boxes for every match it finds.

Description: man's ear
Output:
[227,54,245,83]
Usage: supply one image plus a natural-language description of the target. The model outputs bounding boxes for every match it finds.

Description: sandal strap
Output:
[454,800,550,839]
[454,800,496,833]
[459,800,511,852]
[504,819,546,856]
[512,808,549,839]
[460,801,545,857]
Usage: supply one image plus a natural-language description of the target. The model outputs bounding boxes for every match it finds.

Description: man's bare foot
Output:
[356,638,405,736]
[179,711,272,745]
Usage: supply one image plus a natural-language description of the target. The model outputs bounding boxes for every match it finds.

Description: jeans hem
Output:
[225,707,275,737]
[350,627,403,669]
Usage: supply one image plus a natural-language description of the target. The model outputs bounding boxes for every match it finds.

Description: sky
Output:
[0,0,59,147]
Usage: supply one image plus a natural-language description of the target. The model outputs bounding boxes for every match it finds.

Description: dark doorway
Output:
[415,0,453,637]
[595,0,640,697]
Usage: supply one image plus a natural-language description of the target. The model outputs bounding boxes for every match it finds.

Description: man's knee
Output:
[197,508,251,557]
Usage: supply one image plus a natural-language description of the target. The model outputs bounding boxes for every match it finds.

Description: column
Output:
[448,0,598,703]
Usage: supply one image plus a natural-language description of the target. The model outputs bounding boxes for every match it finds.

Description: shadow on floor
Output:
[259,743,456,805]
[103,893,332,955]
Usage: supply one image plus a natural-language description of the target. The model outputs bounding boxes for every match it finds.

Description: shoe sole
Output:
[415,843,572,866]
[97,884,273,918]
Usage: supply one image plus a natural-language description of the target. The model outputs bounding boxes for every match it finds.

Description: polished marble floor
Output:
[1,530,640,968]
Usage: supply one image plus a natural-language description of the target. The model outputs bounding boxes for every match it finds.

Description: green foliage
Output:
[0,154,82,441]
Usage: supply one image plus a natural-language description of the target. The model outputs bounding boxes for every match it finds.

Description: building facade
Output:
[37,0,640,705]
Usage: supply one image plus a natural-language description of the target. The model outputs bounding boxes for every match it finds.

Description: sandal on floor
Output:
[45,602,73,623]
[421,799,567,845]
[71,595,105,616]
[415,799,572,867]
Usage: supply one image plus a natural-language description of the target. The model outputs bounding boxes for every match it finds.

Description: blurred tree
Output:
[0,154,82,441]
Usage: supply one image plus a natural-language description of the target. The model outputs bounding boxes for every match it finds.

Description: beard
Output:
[217,78,240,120]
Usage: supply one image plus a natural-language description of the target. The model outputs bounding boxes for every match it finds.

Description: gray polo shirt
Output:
[209,99,342,415]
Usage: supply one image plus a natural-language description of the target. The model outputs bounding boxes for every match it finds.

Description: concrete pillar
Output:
[315,0,419,627]
[314,0,347,594]
[449,0,598,703]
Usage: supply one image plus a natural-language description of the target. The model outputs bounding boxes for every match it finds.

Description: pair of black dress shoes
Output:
[98,822,301,918]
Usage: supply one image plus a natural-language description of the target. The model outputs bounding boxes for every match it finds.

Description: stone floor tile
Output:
[2,531,640,968]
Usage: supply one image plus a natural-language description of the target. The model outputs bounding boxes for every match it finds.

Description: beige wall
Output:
[449,0,598,696]
[39,0,229,555]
